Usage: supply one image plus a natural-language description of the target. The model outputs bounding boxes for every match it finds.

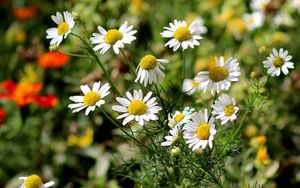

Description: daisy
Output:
[112,90,162,125]
[263,48,294,76]
[90,21,137,54]
[243,11,264,31]
[135,54,169,86]
[195,56,240,94]
[19,174,54,188]
[68,82,110,116]
[211,94,239,125]
[46,11,75,46]
[291,0,300,13]
[160,19,203,51]
[161,125,181,146]
[182,78,202,95]
[168,107,194,128]
[183,109,216,150]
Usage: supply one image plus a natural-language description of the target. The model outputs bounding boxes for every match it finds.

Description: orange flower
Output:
[12,6,37,21]
[0,109,6,125]
[38,52,70,68]
[0,80,57,107]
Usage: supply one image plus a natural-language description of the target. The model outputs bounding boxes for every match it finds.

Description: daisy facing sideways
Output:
[46,11,75,46]
[182,78,202,95]
[160,19,203,51]
[135,54,169,86]
[195,56,240,94]
[263,48,294,77]
[168,107,194,128]
[112,90,162,126]
[68,82,110,116]
[212,94,239,125]
[19,174,54,188]
[90,21,137,54]
[183,109,216,151]
[161,125,181,147]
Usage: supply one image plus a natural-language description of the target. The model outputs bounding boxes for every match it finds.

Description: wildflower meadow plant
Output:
[40,8,298,186]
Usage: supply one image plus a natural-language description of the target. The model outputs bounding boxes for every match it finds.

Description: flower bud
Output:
[170,146,181,157]
[49,44,59,52]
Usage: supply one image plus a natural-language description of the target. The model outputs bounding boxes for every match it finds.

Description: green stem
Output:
[208,93,218,121]
[100,109,155,153]
[71,33,122,96]
[181,50,186,91]
[219,110,250,156]
[57,50,88,58]
[120,49,137,77]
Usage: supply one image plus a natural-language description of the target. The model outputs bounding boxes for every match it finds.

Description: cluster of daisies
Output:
[45,11,294,150]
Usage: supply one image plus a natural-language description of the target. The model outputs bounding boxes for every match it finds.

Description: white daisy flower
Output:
[263,48,294,77]
[168,107,194,128]
[182,78,202,95]
[46,11,75,46]
[195,56,240,94]
[212,94,239,125]
[250,0,270,11]
[90,21,137,54]
[161,125,181,146]
[160,19,203,51]
[112,90,162,126]
[183,109,216,151]
[243,11,264,31]
[19,174,54,188]
[135,55,169,86]
[68,82,110,116]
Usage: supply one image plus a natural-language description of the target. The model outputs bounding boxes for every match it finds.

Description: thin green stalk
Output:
[181,50,186,91]
[120,49,137,77]
[57,50,88,58]
[100,109,155,152]
[208,92,218,121]
[219,110,250,156]
[70,33,122,96]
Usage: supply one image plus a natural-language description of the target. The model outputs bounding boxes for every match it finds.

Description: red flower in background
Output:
[38,52,70,68]
[0,80,57,107]
[0,109,6,126]
[12,6,37,21]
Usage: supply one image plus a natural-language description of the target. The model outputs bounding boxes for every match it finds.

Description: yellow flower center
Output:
[208,66,228,82]
[196,123,210,140]
[272,57,284,68]
[173,26,191,41]
[192,80,200,87]
[83,92,101,106]
[128,100,147,115]
[57,22,69,35]
[224,104,235,116]
[24,175,43,188]
[105,29,123,45]
[174,113,185,123]
[140,55,157,70]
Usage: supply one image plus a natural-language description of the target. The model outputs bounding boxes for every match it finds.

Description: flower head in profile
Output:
[183,109,216,151]
[161,125,181,147]
[160,19,203,51]
[112,90,162,125]
[135,55,169,86]
[68,82,110,115]
[46,11,75,46]
[90,21,137,54]
[256,146,269,165]
[182,78,202,95]
[263,48,294,77]
[243,11,264,31]
[195,56,240,94]
[19,174,54,188]
[168,107,194,128]
[38,51,70,68]
[212,94,239,125]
